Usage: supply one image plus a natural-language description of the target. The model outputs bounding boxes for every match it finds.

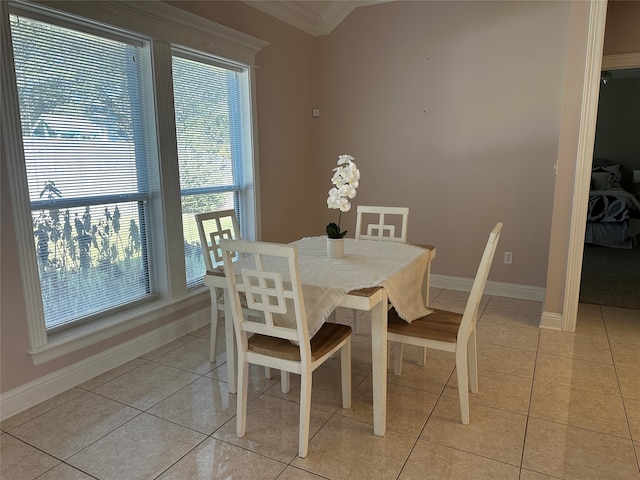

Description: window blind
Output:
[10,12,153,331]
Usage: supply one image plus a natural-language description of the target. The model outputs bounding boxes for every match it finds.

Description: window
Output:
[11,13,153,332]
[2,0,265,357]
[172,52,246,288]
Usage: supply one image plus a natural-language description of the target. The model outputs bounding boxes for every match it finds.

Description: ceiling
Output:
[242,1,389,36]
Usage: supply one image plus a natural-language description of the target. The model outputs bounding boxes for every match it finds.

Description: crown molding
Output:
[243,1,383,36]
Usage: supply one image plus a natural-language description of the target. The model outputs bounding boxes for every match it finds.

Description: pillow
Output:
[592,165,622,189]
[591,171,611,190]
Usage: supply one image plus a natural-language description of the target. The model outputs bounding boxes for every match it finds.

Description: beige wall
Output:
[0,0,597,401]
[313,1,569,285]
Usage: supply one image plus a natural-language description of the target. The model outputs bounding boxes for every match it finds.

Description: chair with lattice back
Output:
[221,239,352,458]
[196,209,264,365]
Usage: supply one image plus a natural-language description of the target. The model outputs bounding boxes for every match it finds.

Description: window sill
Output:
[28,287,210,365]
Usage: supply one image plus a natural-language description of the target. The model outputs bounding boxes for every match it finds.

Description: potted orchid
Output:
[326,154,360,258]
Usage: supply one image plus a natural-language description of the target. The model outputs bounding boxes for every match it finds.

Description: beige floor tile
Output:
[36,463,95,479]
[624,397,640,442]
[153,336,219,374]
[538,329,613,365]
[476,341,536,378]
[443,367,532,415]
[386,351,455,395]
[479,305,542,330]
[429,297,470,314]
[208,362,280,394]
[476,321,539,352]
[535,353,619,395]
[148,376,258,434]
[602,306,640,324]
[157,437,286,479]
[522,417,640,479]
[529,380,630,438]
[398,439,520,480]
[9,392,139,459]
[573,315,607,336]
[518,470,560,480]
[323,339,373,377]
[617,365,640,400]
[0,387,85,432]
[78,358,149,391]
[421,396,527,466]
[607,320,640,346]
[486,296,542,312]
[265,365,365,414]
[291,415,416,480]
[0,433,59,480]
[434,289,490,305]
[337,377,438,437]
[577,303,603,321]
[93,361,200,410]
[610,342,640,369]
[67,413,206,480]
[213,394,332,463]
[141,334,202,360]
[278,466,329,479]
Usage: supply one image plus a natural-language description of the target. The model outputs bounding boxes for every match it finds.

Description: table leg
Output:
[370,289,388,436]
[224,289,237,394]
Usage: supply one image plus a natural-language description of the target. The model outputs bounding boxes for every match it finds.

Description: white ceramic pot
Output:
[326,237,345,259]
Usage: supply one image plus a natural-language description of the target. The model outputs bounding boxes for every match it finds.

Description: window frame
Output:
[1,0,266,363]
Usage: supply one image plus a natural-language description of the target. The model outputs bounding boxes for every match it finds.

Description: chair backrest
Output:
[458,222,503,345]
[195,209,241,271]
[220,239,312,360]
[355,205,409,242]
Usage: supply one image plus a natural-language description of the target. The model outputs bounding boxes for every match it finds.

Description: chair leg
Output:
[264,367,273,379]
[341,338,352,409]
[236,358,249,437]
[455,349,470,425]
[393,342,404,375]
[468,330,478,394]
[352,310,359,334]
[281,370,291,393]
[298,370,312,458]
[417,347,427,366]
[209,288,219,363]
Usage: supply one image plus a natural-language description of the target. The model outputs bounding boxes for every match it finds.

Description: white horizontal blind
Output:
[172,51,246,287]
[10,12,153,331]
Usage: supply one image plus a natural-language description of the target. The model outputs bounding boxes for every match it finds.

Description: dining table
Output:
[204,236,436,436]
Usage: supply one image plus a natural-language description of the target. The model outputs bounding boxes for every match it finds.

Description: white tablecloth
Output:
[231,236,433,337]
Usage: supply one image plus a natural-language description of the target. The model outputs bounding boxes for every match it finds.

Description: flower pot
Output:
[326,237,345,259]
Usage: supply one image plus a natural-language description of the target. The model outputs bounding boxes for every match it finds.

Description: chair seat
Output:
[248,322,352,361]
[387,307,461,343]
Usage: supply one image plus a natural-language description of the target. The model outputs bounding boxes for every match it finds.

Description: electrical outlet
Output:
[312,108,320,117]
[504,251,513,264]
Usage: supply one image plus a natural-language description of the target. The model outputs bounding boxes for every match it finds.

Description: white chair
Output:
[387,222,503,424]
[195,209,263,364]
[352,206,432,365]
[354,205,409,243]
[221,239,352,458]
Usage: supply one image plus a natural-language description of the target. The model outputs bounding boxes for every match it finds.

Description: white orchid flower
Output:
[326,154,358,238]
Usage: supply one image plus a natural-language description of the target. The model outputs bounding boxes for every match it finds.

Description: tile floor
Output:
[2,289,639,479]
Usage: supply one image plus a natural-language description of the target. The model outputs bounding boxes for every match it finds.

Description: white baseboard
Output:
[0,309,209,422]
[539,311,563,330]
[431,274,546,302]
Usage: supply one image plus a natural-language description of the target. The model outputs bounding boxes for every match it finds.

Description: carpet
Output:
[580,244,640,310]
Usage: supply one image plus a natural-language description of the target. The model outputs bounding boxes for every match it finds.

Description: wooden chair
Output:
[387,222,503,425]
[221,239,352,458]
[195,209,262,364]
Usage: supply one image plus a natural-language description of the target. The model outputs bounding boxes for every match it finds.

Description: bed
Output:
[585,165,640,249]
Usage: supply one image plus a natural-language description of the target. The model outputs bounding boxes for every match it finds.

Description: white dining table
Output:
[204,236,436,436]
